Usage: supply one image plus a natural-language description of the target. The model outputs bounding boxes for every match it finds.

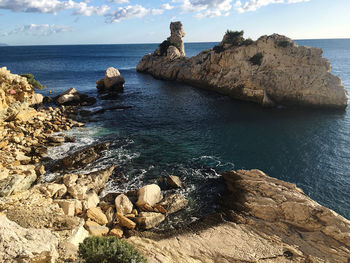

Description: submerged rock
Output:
[51,142,110,171]
[56,87,96,106]
[137,23,348,109]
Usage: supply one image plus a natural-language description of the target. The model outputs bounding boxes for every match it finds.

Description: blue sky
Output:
[0,0,349,45]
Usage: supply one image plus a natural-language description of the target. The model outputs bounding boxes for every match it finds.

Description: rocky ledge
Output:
[129,169,350,262]
[137,22,348,109]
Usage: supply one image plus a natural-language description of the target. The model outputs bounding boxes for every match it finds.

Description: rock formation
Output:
[137,24,348,109]
[0,67,36,121]
[129,169,350,262]
[96,67,125,93]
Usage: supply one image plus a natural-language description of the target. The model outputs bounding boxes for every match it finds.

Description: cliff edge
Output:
[137,22,348,109]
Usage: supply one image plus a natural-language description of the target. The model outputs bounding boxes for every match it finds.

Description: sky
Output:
[0,0,349,45]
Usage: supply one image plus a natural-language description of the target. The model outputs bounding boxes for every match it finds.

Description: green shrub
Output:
[223,30,245,46]
[242,38,254,46]
[213,45,225,53]
[20,73,45,89]
[277,40,291,48]
[79,236,147,263]
[158,40,180,56]
[249,52,263,66]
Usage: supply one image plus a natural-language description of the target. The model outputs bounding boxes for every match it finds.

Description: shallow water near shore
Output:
[1,40,349,222]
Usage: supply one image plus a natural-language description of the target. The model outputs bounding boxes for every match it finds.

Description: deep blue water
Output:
[0,40,349,222]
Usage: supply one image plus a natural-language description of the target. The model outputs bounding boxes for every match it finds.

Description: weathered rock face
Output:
[0,67,38,121]
[0,214,58,263]
[129,169,350,263]
[168,21,186,56]
[137,24,348,109]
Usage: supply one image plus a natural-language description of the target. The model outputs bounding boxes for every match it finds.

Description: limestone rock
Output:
[109,226,123,238]
[31,93,43,105]
[115,193,133,215]
[63,173,78,188]
[0,214,58,262]
[97,67,125,92]
[0,172,37,197]
[85,220,109,236]
[137,23,348,109]
[57,88,80,105]
[168,21,186,56]
[67,166,115,199]
[82,191,100,210]
[55,199,76,216]
[159,193,188,214]
[136,184,162,207]
[52,142,110,171]
[166,175,183,188]
[116,212,136,230]
[135,212,165,230]
[86,207,108,225]
[40,183,67,198]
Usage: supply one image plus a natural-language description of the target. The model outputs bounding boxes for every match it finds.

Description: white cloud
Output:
[3,24,72,36]
[161,3,174,10]
[108,0,130,3]
[173,0,233,18]
[105,3,174,23]
[235,0,309,13]
[0,0,109,15]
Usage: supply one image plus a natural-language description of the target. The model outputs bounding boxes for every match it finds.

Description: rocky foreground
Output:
[1,67,350,263]
[137,22,348,109]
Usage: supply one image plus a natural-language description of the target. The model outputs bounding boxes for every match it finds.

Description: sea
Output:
[0,39,349,225]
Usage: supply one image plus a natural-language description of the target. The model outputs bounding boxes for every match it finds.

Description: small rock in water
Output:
[159,194,188,215]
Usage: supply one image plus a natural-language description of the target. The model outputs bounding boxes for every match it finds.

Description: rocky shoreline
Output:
[137,22,348,109]
[1,63,350,262]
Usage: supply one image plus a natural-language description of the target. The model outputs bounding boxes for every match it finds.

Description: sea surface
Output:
[0,39,349,224]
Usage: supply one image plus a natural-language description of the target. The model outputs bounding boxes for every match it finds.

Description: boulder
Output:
[159,194,188,214]
[109,226,123,238]
[116,212,136,230]
[31,93,43,105]
[57,88,80,105]
[55,199,76,217]
[67,166,115,199]
[82,191,100,210]
[66,219,89,248]
[63,173,78,188]
[167,21,186,56]
[40,183,67,198]
[97,67,125,93]
[115,194,133,215]
[0,214,58,262]
[85,220,109,236]
[136,184,163,207]
[135,212,166,230]
[166,175,183,189]
[86,207,108,225]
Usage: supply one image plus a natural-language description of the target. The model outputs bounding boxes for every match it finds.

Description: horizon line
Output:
[2,37,350,47]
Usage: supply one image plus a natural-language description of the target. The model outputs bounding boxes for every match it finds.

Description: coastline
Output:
[1,41,349,262]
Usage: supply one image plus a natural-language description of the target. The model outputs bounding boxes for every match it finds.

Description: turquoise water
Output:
[0,40,349,221]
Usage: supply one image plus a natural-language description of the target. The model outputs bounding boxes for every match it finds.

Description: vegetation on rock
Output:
[222,30,255,47]
[159,40,180,56]
[20,73,45,89]
[277,40,292,48]
[79,236,147,263]
[249,52,263,66]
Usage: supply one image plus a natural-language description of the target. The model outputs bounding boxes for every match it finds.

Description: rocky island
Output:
[137,22,348,109]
